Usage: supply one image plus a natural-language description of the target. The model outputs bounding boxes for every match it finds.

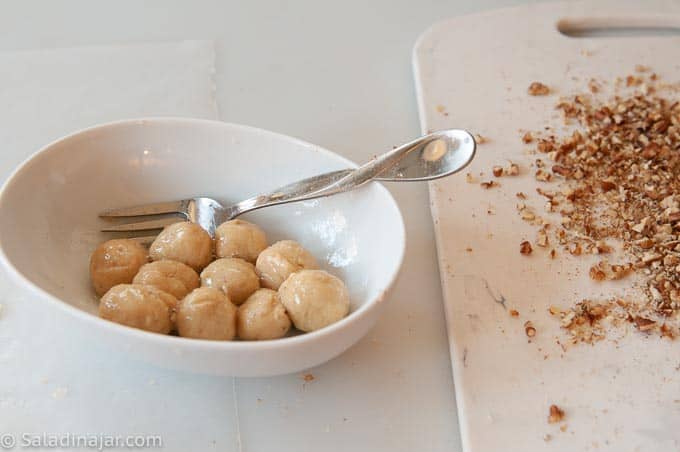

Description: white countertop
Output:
[0,1,546,451]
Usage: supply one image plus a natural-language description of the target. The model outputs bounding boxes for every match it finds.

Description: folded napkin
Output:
[0,41,223,441]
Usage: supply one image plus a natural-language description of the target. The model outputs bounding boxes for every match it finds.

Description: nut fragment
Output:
[589,265,606,281]
[524,320,536,337]
[528,82,550,96]
[548,405,565,424]
[634,316,656,332]
[520,208,535,221]
[589,261,632,281]
[535,169,552,182]
[520,241,533,255]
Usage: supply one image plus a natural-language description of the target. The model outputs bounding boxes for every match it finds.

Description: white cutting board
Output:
[414,1,680,451]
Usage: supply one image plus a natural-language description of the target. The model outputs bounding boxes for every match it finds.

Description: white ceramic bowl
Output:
[0,118,405,377]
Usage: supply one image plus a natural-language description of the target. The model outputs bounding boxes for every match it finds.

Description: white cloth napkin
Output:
[0,41,231,447]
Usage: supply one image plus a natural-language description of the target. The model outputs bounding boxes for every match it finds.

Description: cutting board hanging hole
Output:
[557,16,680,38]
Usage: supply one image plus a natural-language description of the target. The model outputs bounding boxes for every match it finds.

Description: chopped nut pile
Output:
[484,69,680,343]
[521,69,680,341]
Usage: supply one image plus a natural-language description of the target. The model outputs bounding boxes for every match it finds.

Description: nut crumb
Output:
[506,162,520,176]
[520,241,533,255]
[509,309,519,317]
[633,316,656,332]
[535,168,552,182]
[568,243,582,256]
[522,132,534,143]
[303,373,315,382]
[589,261,632,281]
[588,79,600,93]
[520,208,535,221]
[491,162,520,177]
[549,306,561,315]
[474,134,488,144]
[548,404,565,424]
[528,82,550,96]
[480,180,499,189]
[524,320,536,337]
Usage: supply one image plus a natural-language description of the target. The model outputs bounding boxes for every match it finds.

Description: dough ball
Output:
[133,260,200,300]
[149,222,213,271]
[278,269,350,332]
[176,287,237,340]
[90,239,149,296]
[200,258,260,305]
[215,219,268,263]
[237,288,291,340]
[255,240,318,290]
[99,284,176,334]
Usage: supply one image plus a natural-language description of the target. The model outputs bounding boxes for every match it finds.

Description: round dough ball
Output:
[200,258,260,305]
[149,222,213,272]
[237,289,291,340]
[255,240,318,290]
[176,287,237,340]
[133,260,200,300]
[215,219,268,263]
[90,239,149,296]
[278,269,350,332]
[99,284,176,334]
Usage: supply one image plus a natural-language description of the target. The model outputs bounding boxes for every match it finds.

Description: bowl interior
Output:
[0,119,404,332]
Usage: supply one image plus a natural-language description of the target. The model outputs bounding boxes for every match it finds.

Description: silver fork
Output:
[99,129,476,238]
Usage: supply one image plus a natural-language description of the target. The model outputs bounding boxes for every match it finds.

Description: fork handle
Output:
[226,169,354,219]
[227,138,422,219]
[225,130,465,219]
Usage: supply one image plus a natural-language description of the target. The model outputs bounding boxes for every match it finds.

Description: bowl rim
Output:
[0,117,406,352]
